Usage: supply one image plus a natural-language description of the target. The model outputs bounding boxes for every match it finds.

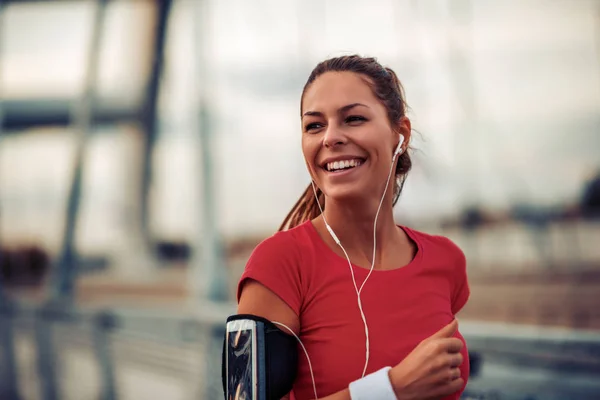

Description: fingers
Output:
[449,353,463,368]
[448,367,461,381]
[429,377,464,399]
[431,365,462,385]
[430,352,463,373]
[427,367,463,398]
[427,337,462,356]
[429,319,458,340]
[437,337,463,354]
[439,353,463,369]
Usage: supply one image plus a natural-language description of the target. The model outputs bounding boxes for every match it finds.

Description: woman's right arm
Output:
[238,279,300,335]
[238,280,463,400]
[238,280,353,400]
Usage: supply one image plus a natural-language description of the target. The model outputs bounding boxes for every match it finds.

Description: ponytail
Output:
[278,183,324,231]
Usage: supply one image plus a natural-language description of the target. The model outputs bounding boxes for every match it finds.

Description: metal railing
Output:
[2,300,600,400]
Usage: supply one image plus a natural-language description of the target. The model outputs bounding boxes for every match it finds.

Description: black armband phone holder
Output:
[222,314,298,400]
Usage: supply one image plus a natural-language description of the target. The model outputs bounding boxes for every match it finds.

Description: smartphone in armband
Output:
[225,318,266,400]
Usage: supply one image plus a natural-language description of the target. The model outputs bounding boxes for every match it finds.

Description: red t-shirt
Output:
[237,220,470,400]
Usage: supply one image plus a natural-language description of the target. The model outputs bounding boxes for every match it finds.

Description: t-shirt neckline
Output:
[302,219,424,275]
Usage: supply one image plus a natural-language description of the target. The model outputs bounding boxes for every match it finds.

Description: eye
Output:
[346,115,367,125]
[304,122,323,132]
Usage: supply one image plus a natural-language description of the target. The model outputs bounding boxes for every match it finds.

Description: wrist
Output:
[388,367,407,400]
[349,367,396,400]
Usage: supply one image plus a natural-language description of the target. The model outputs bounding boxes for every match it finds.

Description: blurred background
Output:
[0,0,599,399]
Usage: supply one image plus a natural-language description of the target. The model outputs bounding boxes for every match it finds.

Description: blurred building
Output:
[1,0,600,321]
[1,2,600,400]
[2,1,599,249]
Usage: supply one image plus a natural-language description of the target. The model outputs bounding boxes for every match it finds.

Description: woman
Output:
[237,55,470,400]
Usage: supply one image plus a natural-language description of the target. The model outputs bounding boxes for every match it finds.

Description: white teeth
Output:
[326,158,363,171]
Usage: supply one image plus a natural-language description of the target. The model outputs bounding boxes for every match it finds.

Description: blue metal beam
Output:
[0,1,22,396]
[0,99,138,131]
[138,0,173,254]
[36,2,110,400]
[51,0,108,302]
[191,2,230,398]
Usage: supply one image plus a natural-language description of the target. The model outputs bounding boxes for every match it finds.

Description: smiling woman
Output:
[300,70,410,210]
[234,55,470,400]
[281,60,413,230]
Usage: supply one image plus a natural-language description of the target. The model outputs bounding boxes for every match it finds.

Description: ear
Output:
[394,116,411,153]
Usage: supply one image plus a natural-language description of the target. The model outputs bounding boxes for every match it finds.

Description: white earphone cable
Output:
[310,148,399,378]
[274,142,403,398]
[272,321,319,400]
[362,150,397,295]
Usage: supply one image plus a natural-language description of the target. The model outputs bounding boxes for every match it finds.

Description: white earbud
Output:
[393,135,405,158]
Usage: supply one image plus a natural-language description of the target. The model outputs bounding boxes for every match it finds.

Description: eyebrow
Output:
[302,103,369,118]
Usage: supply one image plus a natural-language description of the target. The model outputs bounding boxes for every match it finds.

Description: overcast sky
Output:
[1,0,599,244]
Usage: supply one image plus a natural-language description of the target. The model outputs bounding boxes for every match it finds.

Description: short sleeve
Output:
[451,246,470,315]
[236,231,304,316]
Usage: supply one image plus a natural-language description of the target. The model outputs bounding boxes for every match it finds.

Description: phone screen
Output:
[227,324,255,400]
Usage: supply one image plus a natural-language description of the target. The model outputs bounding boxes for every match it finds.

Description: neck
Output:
[321,189,398,267]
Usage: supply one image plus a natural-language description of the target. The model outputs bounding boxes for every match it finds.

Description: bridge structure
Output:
[1,1,600,399]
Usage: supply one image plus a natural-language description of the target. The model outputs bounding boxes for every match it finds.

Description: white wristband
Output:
[348,367,396,400]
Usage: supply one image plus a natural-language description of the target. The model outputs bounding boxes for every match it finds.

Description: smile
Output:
[324,158,365,173]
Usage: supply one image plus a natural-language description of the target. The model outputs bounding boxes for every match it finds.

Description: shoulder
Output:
[404,227,470,312]
[248,222,312,263]
[403,226,466,265]
[241,221,316,292]
[237,222,314,313]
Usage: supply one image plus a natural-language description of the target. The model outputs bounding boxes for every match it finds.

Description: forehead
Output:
[302,71,380,113]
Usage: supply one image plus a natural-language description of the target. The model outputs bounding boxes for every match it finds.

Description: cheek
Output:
[301,137,319,168]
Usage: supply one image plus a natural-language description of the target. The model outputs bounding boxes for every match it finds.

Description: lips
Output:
[325,158,364,172]
[317,157,368,180]
[320,156,367,170]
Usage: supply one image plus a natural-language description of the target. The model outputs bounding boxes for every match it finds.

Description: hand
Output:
[388,319,464,400]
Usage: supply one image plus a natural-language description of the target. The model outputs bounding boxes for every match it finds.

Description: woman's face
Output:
[301,71,407,203]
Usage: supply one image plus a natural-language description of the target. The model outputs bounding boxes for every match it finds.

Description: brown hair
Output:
[279,55,412,231]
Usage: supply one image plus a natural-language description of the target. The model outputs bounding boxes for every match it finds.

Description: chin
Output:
[321,184,367,205]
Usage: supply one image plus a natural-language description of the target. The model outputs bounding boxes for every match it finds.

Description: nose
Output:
[323,125,347,149]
